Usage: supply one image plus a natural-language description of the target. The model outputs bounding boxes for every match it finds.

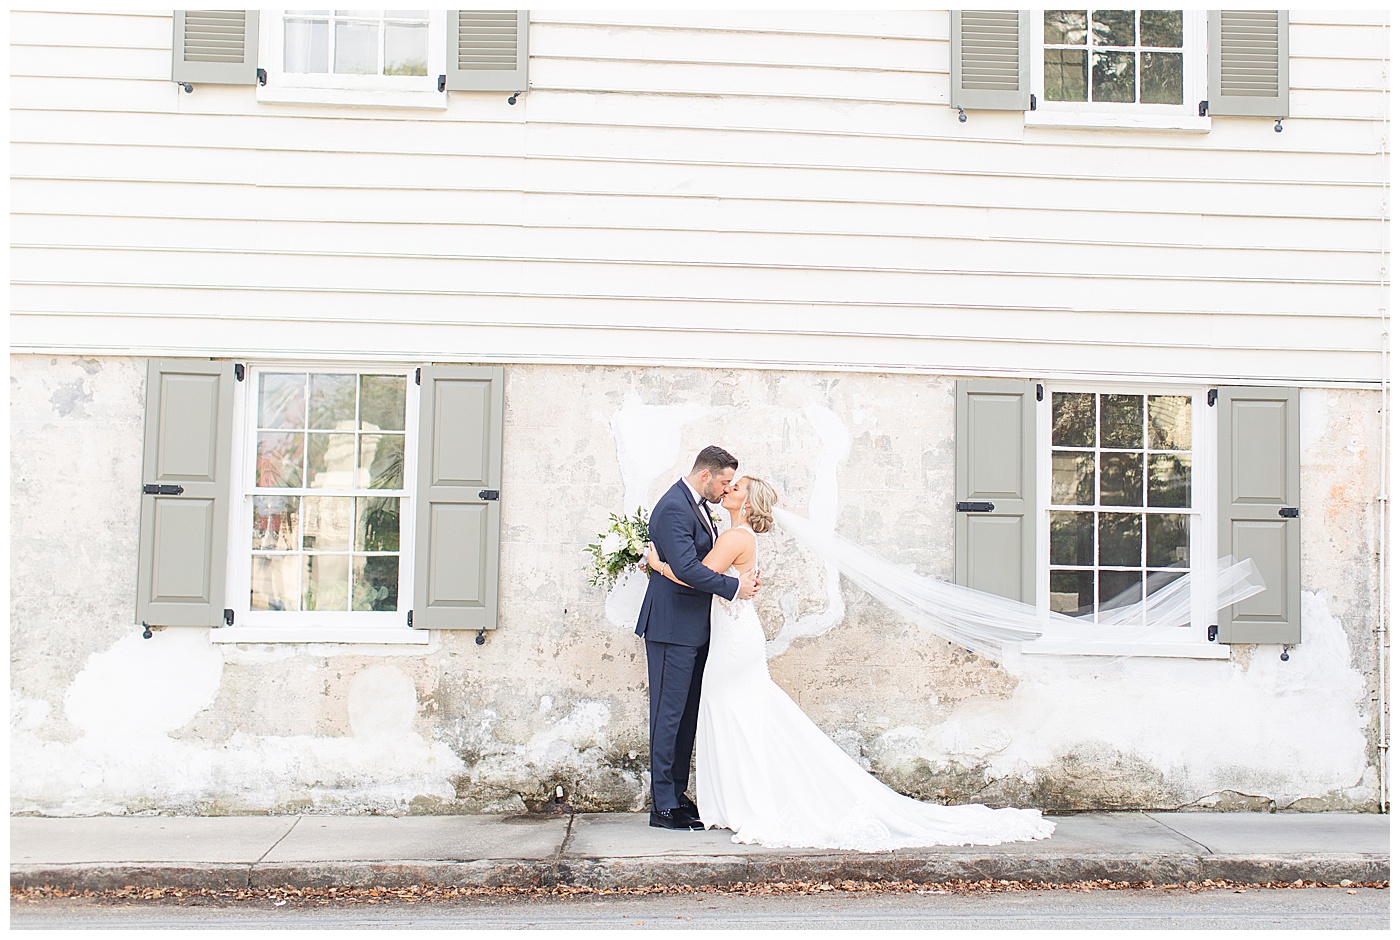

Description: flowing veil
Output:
[771,507,1266,663]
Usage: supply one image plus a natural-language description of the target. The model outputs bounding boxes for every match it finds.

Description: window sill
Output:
[256,84,448,110]
[1022,639,1230,659]
[1025,110,1211,133]
[211,627,432,645]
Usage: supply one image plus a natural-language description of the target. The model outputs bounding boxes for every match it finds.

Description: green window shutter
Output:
[445,10,529,92]
[135,360,235,628]
[172,10,260,85]
[949,10,1031,112]
[413,366,505,630]
[1216,386,1301,644]
[1208,11,1289,117]
[955,380,1037,603]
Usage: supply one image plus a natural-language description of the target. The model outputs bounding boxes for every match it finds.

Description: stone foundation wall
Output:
[9,356,1385,815]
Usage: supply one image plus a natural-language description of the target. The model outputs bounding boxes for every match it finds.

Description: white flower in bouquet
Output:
[600,530,625,557]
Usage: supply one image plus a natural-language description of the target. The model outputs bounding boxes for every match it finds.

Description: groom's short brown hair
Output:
[692,445,738,474]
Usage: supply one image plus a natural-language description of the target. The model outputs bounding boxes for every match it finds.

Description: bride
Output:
[645,475,1054,852]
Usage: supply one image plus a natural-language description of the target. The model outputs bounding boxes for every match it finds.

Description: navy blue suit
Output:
[636,479,739,812]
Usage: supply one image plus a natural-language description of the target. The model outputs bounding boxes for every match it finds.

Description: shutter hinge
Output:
[438,74,446,93]
[1208,624,1218,642]
[1198,99,1209,117]
[1279,507,1300,518]
[1036,383,1044,402]
[1029,93,1037,111]
[956,501,995,512]
[223,608,234,627]
[479,489,500,501]
[415,367,422,385]
[1207,389,1218,407]
[143,484,185,495]
[234,363,245,381]
[407,609,413,628]
[257,67,267,86]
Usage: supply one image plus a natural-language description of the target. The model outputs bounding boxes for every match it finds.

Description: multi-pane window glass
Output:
[1049,392,1193,621]
[284,10,430,77]
[1044,10,1184,105]
[251,372,407,614]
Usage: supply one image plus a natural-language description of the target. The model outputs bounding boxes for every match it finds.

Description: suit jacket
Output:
[634,479,740,646]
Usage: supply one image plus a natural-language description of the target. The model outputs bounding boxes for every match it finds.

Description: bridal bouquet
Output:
[584,508,650,590]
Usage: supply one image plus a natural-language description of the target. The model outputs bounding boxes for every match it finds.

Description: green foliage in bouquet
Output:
[584,508,651,590]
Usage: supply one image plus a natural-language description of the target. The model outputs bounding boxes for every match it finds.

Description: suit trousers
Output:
[644,638,708,812]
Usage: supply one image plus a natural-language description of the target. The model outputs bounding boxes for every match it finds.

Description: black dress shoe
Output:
[650,807,704,830]
[677,795,699,816]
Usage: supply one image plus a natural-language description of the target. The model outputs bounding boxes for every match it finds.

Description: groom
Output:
[636,445,760,829]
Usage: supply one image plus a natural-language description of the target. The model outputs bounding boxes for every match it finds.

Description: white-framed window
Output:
[1035,384,1216,651]
[1028,9,1208,130]
[222,363,426,644]
[257,9,447,108]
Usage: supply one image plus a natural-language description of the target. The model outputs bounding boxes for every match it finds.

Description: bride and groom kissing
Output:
[634,446,1055,851]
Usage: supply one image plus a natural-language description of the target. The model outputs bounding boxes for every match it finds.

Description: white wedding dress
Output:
[694,526,1055,852]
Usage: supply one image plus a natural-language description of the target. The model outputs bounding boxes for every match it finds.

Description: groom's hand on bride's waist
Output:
[737,567,761,600]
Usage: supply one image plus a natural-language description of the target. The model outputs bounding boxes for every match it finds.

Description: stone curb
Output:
[10,854,1389,892]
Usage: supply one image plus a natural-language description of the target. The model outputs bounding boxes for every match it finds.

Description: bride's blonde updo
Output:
[741,476,778,534]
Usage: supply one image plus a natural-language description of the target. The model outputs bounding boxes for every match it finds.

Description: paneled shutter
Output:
[1216,386,1301,644]
[135,360,235,627]
[413,366,505,630]
[955,380,1037,603]
[445,10,529,92]
[949,10,1031,112]
[172,11,260,85]
[1208,11,1289,117]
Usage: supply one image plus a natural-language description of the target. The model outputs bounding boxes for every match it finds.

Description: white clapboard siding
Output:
[8,9,1389,386]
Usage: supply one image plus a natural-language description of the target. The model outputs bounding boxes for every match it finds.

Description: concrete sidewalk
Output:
[9,812,1390,892]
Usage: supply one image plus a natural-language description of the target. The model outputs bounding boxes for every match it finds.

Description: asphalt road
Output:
[10,887,1389,930]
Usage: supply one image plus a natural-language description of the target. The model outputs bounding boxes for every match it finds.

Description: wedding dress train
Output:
[694,529,1054,852]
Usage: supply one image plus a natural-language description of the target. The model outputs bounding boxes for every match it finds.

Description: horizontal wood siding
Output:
[9,9,1389,384]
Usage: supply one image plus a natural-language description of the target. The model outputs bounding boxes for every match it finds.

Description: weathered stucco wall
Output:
[10,355,1385,815]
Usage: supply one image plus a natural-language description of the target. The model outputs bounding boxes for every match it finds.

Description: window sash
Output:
[1036,384,1212,636]
[262,9,446,94]
[231,364,420,631]
[1032,9,1206,116]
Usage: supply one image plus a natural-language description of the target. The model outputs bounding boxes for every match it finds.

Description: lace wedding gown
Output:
[694,526,1055,852]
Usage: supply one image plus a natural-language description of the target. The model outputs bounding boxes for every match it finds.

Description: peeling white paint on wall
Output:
[768,398,850,658]
[867,590,1372,806]
[12,632,465,816]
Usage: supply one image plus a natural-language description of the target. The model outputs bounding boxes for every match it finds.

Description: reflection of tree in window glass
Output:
[249,371,408,616]
[1044,10,1183,105]
[284,11,429,77]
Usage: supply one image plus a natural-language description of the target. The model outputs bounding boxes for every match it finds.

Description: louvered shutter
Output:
[172,11,260,85]
[949,10,1031,112]
[1216,387,1301,644]
[135,360,235,627]
[1208,11,1289,117]
[955,380,1038,603]
[413,366,505,630]
[445,10,529,92]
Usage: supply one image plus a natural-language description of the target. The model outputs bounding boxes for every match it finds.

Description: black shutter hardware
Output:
[479,490,500,500]
[1036,383,1044,402]
[224,608,234,626]
[257,67,267,86]
[407,609,413,627]
[1207,389,1218,407]
[1199,99,1209,116]
[438,74,446,92]
[234,363,245,381]
[143,484,185,495]
[1208,624,1218,642]
[956,501,995,512]
[1279,507,1299,518]
[415,368,422,385]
